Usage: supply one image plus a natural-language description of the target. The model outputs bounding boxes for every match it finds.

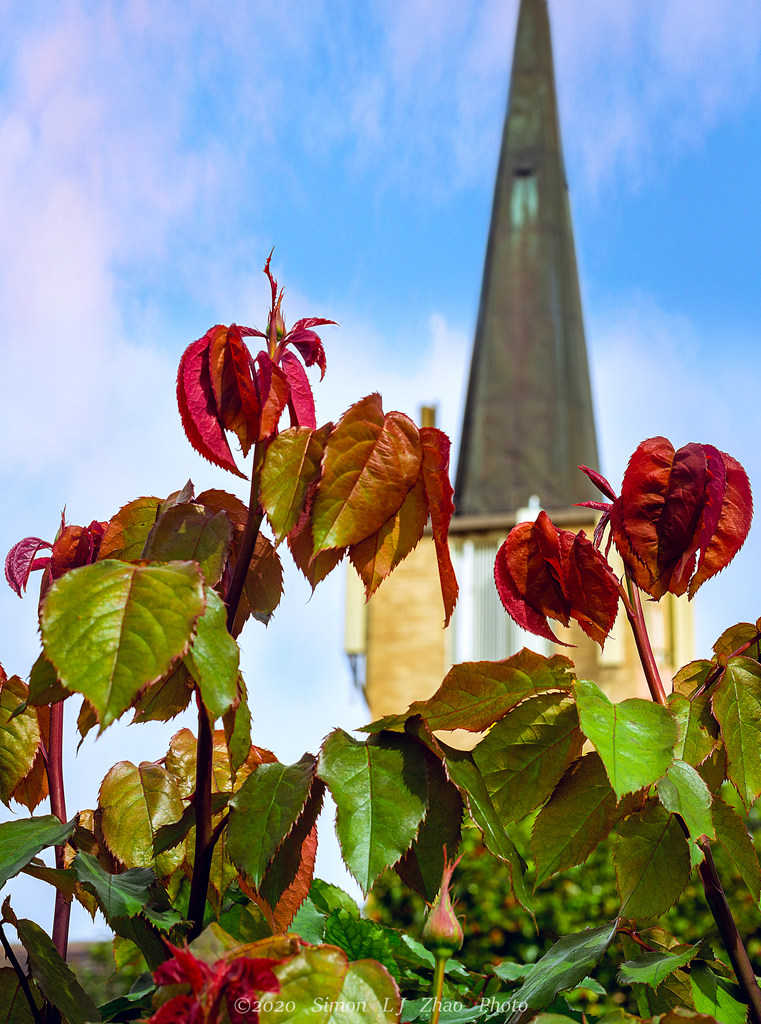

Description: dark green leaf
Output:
[228,754,316,888]
[130,660,195,723]
[712,656,761,809]
[184,587,239,720]
[289,897,327,945]
[72,851,182,930]
[711,793,761,902]
[532,753,619,886]
[27,654,70,706]
[142,502,233,586]
[324,908,401,980]
[223,677,252,774]
[690,963,747,1024]
[365,651,576,735]
[473,694,583,823]
[575,680,677,798]
[510,921,618,1013]
[613,802,691,920]
[318,729,428,894]
[395,751,463,901]
[309,879,361,918]
[0,816,75,890]
[617,944,701,988]
[41,560,206,730]
[11,915,101,1023]
[0,967,40,1023]
[443,744,531,912]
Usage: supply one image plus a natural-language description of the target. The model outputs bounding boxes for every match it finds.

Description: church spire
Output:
[454,0,599,516]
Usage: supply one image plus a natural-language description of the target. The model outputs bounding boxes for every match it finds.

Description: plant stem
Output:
[0,921,45,1024]
[696,838,761,1024]
[47,700,70,962]
[620,574,667,705]
[430,956,446,1024]
[187,441,266,939]
[622,577,761,1021]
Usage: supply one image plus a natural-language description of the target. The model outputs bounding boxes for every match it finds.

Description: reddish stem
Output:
[47,700,70,962]
[619,574,667,705]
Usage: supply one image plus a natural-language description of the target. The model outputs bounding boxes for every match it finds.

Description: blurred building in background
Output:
[346,0,693,728]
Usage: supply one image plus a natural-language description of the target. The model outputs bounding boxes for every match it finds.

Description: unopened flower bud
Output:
[422,855,463,959]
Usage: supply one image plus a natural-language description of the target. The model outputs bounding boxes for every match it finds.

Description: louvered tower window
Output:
[449,537,550,663]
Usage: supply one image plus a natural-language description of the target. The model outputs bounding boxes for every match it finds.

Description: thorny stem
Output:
[430,956,446,1024]
[622,575,761,1023]
[187,441,267,940]
[0,921,45,1024]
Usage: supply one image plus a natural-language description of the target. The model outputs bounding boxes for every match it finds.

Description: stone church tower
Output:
[346,0,693,722]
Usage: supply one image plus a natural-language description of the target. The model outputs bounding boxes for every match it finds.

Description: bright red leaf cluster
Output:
[494,511,619,647]
[149,944,280,1024]
[5,514,106,597]
[177,255,335,477]
[582,437,753,599]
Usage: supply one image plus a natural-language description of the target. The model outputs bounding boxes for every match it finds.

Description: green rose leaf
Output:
[184,587,239,720]
[27,654,70,706]
[394,751,463,901]
[0,966,41,1023]
[261,424,331,544]
[228,754,317,888]
[72,850,182,930]
[364,650,576,735]
[142,502,233,586]
[98,761,185,877]
[8,914,101,1024]
[712,656,761,809]
[0,816,75,890]
[690,963,748,1024]
[613,802,691,921]
[324,908,401,980]
[41,559,206,730]
[259,945,400,1024]
[617,943,702,988]
[668,692,718,768]
[656,760,715,841]
[98,495,162,561]
[443,744,531,912]
[318,729,428,894]
[532,753,621,886]
[711,793,761,902]
[575,680,677,798]
[510,920,618,1013]
[0,677,40,806]
[473,694,583,823]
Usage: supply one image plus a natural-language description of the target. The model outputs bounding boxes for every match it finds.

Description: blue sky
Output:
[2,0,761,937]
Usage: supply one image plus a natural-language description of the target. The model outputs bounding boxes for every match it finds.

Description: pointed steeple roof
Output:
[454,0,599,517]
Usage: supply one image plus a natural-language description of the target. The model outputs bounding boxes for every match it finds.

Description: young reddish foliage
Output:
[149,943,280,1024]
[583,438,753,599]
[5,516,106,597]
[494,511,618,646]
[176,257,335,476]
